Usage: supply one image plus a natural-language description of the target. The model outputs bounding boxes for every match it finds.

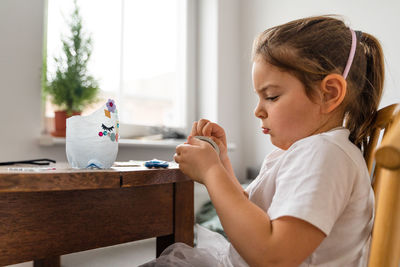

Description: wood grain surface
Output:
[0,164,194,266]
[0,164,188,192]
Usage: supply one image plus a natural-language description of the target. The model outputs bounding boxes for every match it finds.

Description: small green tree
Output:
[45,0,99,115]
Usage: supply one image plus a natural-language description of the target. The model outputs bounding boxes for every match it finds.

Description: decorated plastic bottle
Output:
[66,99,119,169]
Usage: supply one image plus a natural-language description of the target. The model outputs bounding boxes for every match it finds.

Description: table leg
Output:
[33,256,60,267]
[156,181,194,256]
[174,181,194,245]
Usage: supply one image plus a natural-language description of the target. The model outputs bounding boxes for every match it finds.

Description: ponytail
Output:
[344,33,385,152]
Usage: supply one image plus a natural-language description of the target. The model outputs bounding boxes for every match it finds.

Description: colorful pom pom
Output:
[106,99,116,113]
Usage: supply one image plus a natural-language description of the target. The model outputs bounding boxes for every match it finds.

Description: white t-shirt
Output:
[245,128,374,266]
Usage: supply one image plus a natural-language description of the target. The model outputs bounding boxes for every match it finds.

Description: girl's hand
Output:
[174,136,223,184]
[190,119,228,160]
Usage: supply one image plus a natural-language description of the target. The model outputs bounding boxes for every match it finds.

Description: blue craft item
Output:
[145,159,169,168]
[86,162,102,169]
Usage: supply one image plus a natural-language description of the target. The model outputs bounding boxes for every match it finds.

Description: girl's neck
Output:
[312,110,344,136]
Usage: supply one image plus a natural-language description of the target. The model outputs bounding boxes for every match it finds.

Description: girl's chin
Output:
[270,138,292,151]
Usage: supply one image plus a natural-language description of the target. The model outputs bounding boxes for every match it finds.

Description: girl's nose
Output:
[254,102,267,119]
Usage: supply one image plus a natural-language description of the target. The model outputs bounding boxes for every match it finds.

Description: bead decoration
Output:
[98,120,119,142]
[110,133,116,141]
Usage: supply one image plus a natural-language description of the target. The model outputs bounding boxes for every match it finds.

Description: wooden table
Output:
[0,163,194,267]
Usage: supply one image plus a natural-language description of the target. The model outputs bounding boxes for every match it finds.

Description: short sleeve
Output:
[268,136,356,235]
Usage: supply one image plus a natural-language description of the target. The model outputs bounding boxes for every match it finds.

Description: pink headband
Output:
[342,29,357,79]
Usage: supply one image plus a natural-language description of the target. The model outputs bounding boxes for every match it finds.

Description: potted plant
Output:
[44,0,100,137]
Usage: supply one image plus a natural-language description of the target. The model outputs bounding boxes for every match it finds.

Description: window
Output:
[45,0,195,135]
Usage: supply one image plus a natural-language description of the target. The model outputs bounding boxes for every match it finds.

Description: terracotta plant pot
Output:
[51,110,81,137]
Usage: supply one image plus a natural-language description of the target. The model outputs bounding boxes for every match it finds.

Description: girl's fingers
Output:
[193,119,223,138]
[202,121,215,136]
[191,119,226,148]
[190,121,198,136]
[175,143,195,159]
[203,122,226,142]
[173,153,179,163]
[187,135,202,146]
[175,144,184,158]
[197,119,210,135]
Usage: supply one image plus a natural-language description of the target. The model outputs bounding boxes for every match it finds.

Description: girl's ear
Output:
[319,74,347,114]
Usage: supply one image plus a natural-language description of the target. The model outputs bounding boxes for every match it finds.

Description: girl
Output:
[141,15,384,267]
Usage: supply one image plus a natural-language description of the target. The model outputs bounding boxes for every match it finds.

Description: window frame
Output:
[42,0,197,139]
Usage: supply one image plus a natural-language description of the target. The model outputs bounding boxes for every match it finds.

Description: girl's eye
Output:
[265,96,279,101]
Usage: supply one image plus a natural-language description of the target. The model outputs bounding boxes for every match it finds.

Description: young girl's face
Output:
[252,58,325,150]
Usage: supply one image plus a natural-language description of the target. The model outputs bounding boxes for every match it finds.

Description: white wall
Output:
[0,0,46,161]
[239,0,400,168]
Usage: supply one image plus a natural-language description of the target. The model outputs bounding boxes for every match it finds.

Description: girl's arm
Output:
[175,137,325,267]
[205,165,325,267]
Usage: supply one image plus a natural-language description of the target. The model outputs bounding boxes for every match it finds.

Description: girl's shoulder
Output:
[260,148,286,173]
[293,127,350,147]
[288,127,366,169]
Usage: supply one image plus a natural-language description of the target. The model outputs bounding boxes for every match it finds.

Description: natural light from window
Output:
[46,0,187,130]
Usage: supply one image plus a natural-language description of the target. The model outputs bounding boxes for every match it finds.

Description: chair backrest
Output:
[367,104,400,267]
[364,104,399,177]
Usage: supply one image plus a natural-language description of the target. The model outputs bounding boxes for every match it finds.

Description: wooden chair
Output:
[365,104,400,267]
[364,104,399,177]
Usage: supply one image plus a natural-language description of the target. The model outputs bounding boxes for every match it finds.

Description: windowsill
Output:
[38,134,237,150]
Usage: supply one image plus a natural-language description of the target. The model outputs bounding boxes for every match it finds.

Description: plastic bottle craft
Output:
[66,99,119,169]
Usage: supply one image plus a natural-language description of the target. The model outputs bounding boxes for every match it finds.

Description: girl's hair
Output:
[252,15,385,152]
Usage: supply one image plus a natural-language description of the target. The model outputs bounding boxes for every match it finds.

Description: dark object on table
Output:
[0,159,56,166]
